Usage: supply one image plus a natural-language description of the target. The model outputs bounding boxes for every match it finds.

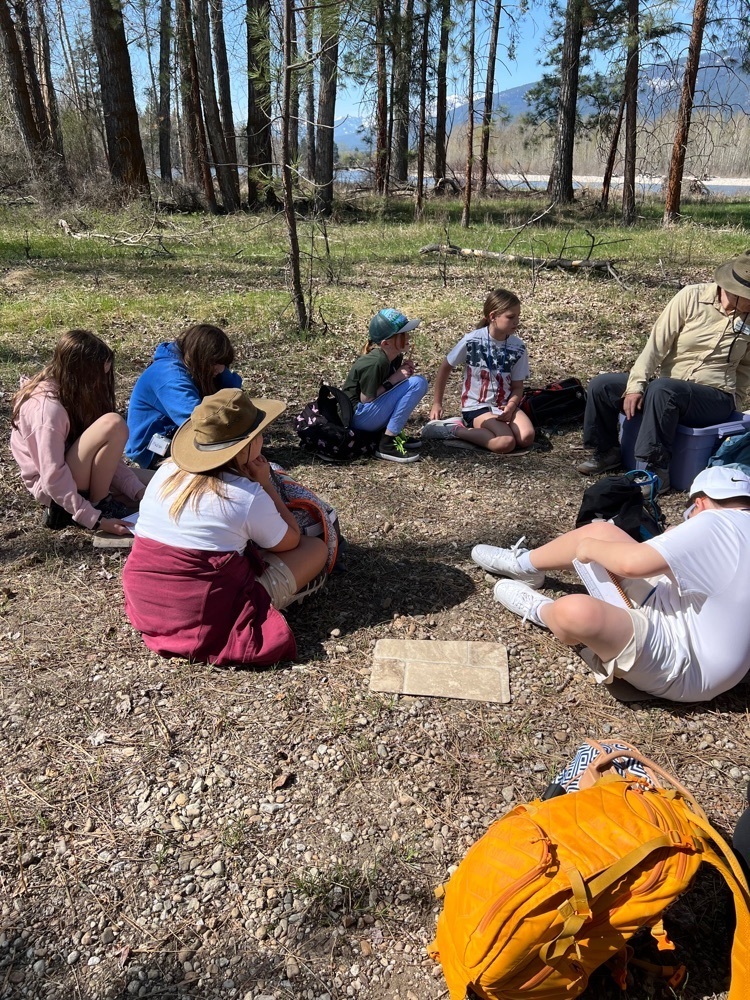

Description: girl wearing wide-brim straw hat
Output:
[122,388,328,667]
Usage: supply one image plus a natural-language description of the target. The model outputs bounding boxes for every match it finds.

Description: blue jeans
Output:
[351,375,428,436]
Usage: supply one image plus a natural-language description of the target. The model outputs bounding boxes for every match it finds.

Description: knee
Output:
[516,426,535,448]
[545,594,600,643]
[95,412,129,443]
[487,435,516,454]
[588,373,622,401]
[308,535,328,573]
[408,374,429,399]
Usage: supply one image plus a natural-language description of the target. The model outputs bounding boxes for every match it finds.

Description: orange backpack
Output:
[428,745,750,1000]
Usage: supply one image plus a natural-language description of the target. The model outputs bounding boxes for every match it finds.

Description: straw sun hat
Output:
[171,388,286,474]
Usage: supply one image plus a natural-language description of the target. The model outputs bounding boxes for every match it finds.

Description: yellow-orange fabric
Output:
[428,778,750,1000]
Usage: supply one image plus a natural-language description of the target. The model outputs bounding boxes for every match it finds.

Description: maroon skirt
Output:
[123,536,296,667]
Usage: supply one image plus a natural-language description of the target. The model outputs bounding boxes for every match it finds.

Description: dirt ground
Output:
[1,260,748,1000]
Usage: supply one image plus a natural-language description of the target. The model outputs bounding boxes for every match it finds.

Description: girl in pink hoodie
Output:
[10,330,147,535]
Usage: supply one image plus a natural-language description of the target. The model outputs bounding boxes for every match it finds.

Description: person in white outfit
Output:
[472,465,750,702]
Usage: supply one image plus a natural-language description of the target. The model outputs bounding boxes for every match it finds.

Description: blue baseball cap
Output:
[368,308,421,344]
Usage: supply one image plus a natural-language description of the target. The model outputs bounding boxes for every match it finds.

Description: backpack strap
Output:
[541,832,677,964]
[686,811,750,999]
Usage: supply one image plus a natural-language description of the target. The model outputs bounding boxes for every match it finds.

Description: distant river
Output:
[334,168,750,197]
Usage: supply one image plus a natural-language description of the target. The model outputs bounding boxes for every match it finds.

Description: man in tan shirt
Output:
[577,253,750,491]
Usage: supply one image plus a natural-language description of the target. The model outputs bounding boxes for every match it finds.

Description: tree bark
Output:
[433,0,450,186]
[315,0,339,215]
[621,0,638,224]
[374,0,388,193]
[392,0,414,183]
[177,0,217,208]
[414,0,431,218]
[158,0,173,181]
[193,0,240,209]
[663,0,708,225]
[281,0,307,329]
[303,3,315,180]
[0,0,45,159]
[246,0,272,205]
[88,0,150,193]
[288,5,299,163]
[600,85,625,210]
[460,0,476,227]
[548,0,584,204]
[479,0,502,195]
[210,0,239,189]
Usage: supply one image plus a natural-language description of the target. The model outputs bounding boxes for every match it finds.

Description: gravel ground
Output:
[1,263,749,1000]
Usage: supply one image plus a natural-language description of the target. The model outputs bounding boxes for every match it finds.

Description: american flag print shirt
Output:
[446,328,530,412]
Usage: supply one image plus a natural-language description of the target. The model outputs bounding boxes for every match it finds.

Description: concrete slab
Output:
[370,638,510,703]
[93,532,134,550]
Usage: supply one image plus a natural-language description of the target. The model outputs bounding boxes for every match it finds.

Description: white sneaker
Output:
[421,418,461,441]
[493,580,553,627]
[471,536,545,588]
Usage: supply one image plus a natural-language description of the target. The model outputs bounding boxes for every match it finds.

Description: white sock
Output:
[529,597,553,627]
[517,551,537,573]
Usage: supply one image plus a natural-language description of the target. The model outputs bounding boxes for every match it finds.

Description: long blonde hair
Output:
[12,330,115,446]
[158,459,239,522]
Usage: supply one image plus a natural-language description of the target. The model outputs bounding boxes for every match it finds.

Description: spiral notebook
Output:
[572,559,632,609]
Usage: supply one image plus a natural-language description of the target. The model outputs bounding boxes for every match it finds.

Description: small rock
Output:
[285,957,300,979]
[360,940,373,957]
[341,830,354,843]
[32,959,46,976]
[67,950,80,965]
[211,860,225,876]
[101,928,116,945]
[502,786,515,803]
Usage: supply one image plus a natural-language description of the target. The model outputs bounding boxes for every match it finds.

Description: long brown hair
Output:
[176,324,235,398]
[481,288,521,328]
[12,329,115,445]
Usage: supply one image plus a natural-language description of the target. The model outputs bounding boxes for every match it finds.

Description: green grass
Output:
[1,192,749,400]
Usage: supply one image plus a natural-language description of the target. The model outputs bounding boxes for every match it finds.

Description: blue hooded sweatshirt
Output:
[126,342,242,467]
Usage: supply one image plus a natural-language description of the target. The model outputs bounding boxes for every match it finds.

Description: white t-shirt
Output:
[642,508,750,700]
[135,462,288,553]
[446,327,530,412]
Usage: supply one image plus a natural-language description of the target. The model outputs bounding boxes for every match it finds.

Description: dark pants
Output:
[583,373,735,468]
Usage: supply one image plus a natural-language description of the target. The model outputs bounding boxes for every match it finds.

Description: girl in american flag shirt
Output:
[423,289,535,453]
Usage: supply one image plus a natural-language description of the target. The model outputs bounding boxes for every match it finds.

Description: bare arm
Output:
[430,359,454,420]
[575,536,670,578]
[498,378,524,423]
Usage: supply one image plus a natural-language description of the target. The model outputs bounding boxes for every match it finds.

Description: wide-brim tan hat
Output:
[171,388,286,473]
[714,252,750,299]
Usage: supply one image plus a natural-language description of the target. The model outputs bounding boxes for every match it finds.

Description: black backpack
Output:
[575,470,666,541]
[520,378,586,426]
[294,383,379,462]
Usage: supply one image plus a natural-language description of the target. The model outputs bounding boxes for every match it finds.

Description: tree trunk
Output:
[548,0,584,204]
[433,0,450,186]
[193,0,239,209]
[210,0,239,190]
[88,0,150,193]
[461,0,476,227]
[374,0,388,193]
[158,0,173,181]
[0,0,45,160]
[33,0,67,173]
[314,1,339,215]
[177,0,217,208]
[663,0,708,225]
[246,0,272,205]
[303,3,315,180]
[415,0,431,219]
[479,0,502,195]
[14,0,51,148]
[288,5,299,163]
[600,85,625,210]
[392,0,414,183]
[281,0,307,329]
[621,0,638,225]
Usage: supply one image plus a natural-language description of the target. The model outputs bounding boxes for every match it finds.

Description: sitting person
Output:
[578,253,750,492]
[122,389,327,667]
[10,329,145,535]
[472,465,750,702]
[126,324,242,468]
[341,308,428,464]
[422,288,535,453]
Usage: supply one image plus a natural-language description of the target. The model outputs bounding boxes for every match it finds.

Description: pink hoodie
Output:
[10,380,143,529]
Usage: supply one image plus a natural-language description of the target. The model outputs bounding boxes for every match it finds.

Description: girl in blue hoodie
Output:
[126,324,242,468]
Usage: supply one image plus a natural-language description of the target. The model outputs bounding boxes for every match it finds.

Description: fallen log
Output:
[419,242,621,276]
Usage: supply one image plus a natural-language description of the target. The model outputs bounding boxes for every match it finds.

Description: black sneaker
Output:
[376,434,420,464]
[44,500,75,530]
[94,495,131,521]
[394,431,422,451]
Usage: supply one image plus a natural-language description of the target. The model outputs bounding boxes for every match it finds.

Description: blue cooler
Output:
[619,411,750,491]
